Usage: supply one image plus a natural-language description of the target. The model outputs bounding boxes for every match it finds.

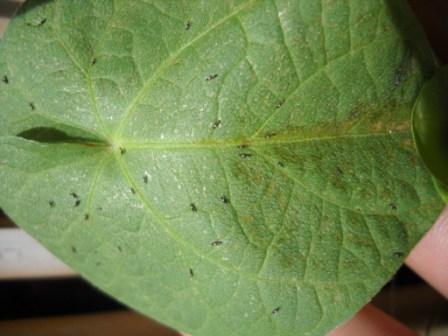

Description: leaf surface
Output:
[0,1,444,335]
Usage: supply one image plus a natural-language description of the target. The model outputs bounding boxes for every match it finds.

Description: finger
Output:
[329,304,416,336]
[406,206,448,298]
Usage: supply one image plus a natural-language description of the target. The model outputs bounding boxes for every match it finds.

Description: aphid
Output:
[265,132,277,139]
[2,75,9,84]
[120,147,126,155]
[130,187,136,195]
[70,192,79,199]
[71,246,77,253]
[206,74,218,81]
[276,99,285,109]
[239,153,252,159]
[211,120,222,129]
[278,162,285,168]
[190,203,198,212]
[189,268,194,277]
[272,307,281,315]
[393,251,404,258]
[211,240,223,247]
[220,195,230,204]
[185,21,192,31]
[238,143,249,149]
[91,58,97,65]
[29,102,35,110]
[84,213,90,221]
[143,175,148,184]
[74,199,81,207]
[49,200,55,208]
[389,203,397,211]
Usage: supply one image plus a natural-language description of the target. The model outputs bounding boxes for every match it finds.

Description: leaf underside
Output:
[0,1,444,335]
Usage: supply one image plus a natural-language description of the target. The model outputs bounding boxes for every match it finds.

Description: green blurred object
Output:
[413,65,448,202]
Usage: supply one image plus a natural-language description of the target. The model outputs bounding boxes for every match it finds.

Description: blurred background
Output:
[0,0,447,335]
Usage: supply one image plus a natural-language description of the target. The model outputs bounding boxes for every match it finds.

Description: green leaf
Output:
[413,65,448,203]
[0,1,444,335]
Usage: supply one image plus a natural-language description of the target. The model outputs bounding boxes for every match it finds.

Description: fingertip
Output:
[406,206,448,298]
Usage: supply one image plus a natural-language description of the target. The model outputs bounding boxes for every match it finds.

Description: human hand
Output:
[330,207,448,336]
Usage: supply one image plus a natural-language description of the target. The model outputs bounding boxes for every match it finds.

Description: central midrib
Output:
[119,129,409,151]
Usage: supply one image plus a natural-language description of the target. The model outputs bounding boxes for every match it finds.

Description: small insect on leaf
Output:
[220,195,230,204]
[272,307,281,316]
[189,268,194,277]
[239,153,252,159]
[211,120,222,129]
[120,147,126,155]
[206,74,218,81]
[48,200,55,208]
[211,240,223,247]
[2,75,9,84]
[190,203,198,212]
[185,21,192,31]
[74,199,81,207]
[29,102,35,110]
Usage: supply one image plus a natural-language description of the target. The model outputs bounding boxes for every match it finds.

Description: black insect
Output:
[29,102,36,110]
[185,21,192,31]
[49,200,55,208]
[70,192,79,199]
[190,203,198,212]
[276,99,285,109]
[211,240,223,247]
[206,74,218,81]
[120,147,126,155]
[143,175,148,184]
[211,120,222,129]
[71,246,77,253]
[220,195,230,204]
[265,132,277,139]
[239,153,252,159]
[74,199,81,207]
[278,162,285,168]
[189,268,194,277]
[27,18,47,27]
[237,143,249,149]
[272,307,281,315]
[389,203,397,211]
[84,213,90,221]
[130,187,136,195]
[2,75,8,84]
[91,58,97,65]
